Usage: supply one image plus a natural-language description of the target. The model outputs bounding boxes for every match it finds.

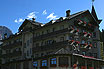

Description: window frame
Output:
[41,60,47,67]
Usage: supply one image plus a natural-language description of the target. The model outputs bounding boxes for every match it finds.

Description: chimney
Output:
[66,10,71,17]
[32,18,35,21]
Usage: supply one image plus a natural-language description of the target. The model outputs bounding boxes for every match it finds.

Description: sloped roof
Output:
[54,48,70,54]
[19,19,42,31]
[45,10,89,26]
[91,5,102,24]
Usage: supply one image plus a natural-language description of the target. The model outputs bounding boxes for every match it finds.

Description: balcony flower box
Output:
[82,21,87,26]
[89,67,94,69]
[81,66,87,69]
[73,64,77,68]
[69,28,74,33]
[80,43,88,48]
[77,19,83,25]
[83,32,87,37]
[68,40,75,45]
[73,29,79,34]
[74,41,80,46]
[87,33,92,38]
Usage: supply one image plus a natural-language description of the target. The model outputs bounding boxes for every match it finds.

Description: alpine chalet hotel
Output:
[1,5,104,69]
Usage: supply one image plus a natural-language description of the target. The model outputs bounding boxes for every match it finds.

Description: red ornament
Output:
[89,44,92,47]
[88,24,92,26]
[84,21,86,24]
[73,64,77,68]
[83,32,87,34]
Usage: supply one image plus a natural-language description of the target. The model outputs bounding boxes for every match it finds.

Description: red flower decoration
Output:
[89,44,92,47]
[71,40,74,42]
[78,19,82,22]
[83,32,87,34]
[84,21,86,24]
[84,43,88,46]
[72,28,74,30]
[73,64,77,68]
[76,41,80,44]
[88,33,92,36]
[77,29,79,32]
[88,24,92,26]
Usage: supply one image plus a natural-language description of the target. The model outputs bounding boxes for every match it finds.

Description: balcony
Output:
[74,19,94,31]
[1,41,22,49]
[34,28,79,42]
[80,32,92,39]
[32,40,69,53]
[2,51,22,58]
[80,43,92,50]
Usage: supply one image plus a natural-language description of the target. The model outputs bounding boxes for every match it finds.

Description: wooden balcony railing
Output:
[32,40,69,53]
[74,19,94,31]
[1,41,22,49]
[2,51,22,58]
[34,28,78,42]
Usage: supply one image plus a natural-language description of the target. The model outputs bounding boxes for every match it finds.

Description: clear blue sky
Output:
[0,0,104,33]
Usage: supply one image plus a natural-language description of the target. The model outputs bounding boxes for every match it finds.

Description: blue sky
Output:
[0,0,104,33]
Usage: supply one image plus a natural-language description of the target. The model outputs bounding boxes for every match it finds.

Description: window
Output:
[30,38,32,43]
[93,42,97,48]
[36,33,40,37]
[27,50,29,56]
[41,41,44,46]
[42,31,44,35]
[50,58,56,64]
[93,53,97,58]
[42,60,47,66]
[89,53,93,57]
[60,37,64,41]
[52,28,56,32]
[36,43,39,47]
[30,48,32,54]
[27,40,29,46]
[60,25,64,30]
[87,41,91,44]
[35,54,39,58]
[46,29,50,34]
[69,36,73,40]
[59,57,69,66]
[93,32,96,38]
[24,43,26,48]
[82,30,85,32]
[33,61,38,67]
[82,51,86,55]
[41,53,44,56]
[75,38,79,41]
[81,40,85,44]
[47,40,53,44]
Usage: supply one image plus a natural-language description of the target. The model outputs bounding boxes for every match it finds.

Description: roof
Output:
[43,10,89,28]
[19,19,42,31]
[91,5,102,24]
[53,48,104,62]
